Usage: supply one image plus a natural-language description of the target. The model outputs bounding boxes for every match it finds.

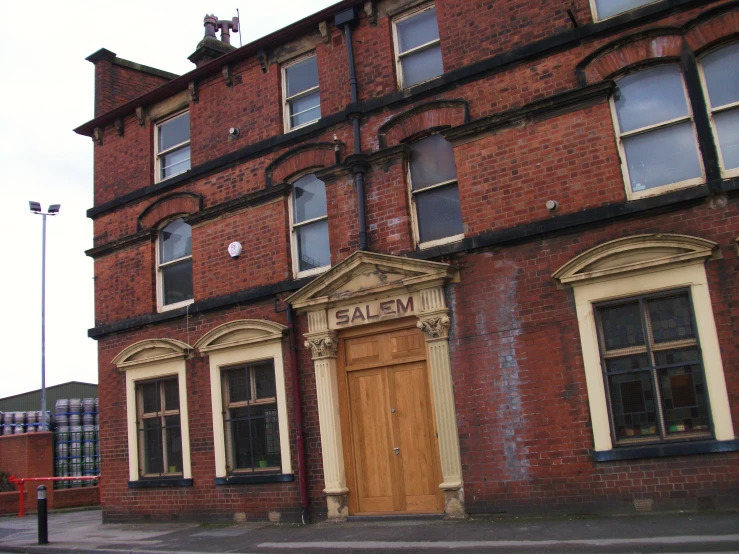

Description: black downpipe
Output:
[342,16,368,251]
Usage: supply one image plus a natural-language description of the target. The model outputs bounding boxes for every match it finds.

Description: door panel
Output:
[341,323,444,515]
[388,330,426,362]
[344,335,382,368]
[391,363,443,512]
[347,368,394,513]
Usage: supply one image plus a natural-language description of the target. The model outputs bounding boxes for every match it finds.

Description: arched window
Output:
[699,41,739,178]
[290,174,330,277]
[408,134,464,247]
[157,218,193,310]
[612,64,703,198]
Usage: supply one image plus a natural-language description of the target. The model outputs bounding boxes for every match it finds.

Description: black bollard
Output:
[37,485,48,544]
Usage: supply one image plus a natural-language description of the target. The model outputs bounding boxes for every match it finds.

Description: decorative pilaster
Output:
[417,287,465,518]
[304,325,349,520]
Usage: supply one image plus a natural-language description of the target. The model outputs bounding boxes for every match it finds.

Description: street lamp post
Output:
[29,202,60,432]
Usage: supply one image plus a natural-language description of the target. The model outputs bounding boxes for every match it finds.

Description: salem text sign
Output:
[329,294,418,329]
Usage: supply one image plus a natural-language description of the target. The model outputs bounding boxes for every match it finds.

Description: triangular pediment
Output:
[288,251,457,310]
[553,234,718,286]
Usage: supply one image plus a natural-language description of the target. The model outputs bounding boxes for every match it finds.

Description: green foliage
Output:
[0,471,15,492]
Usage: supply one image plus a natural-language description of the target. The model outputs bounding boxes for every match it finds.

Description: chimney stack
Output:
[188,14,239,68]
[219,17,239,45]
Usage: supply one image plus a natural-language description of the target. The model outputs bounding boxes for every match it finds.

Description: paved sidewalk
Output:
[0,509,738,554]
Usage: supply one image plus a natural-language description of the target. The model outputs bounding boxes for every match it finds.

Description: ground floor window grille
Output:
[596,290,712,445]
[222,361,281,473]
[136,378,183,477]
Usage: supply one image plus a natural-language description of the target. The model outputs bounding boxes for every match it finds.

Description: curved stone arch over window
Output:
[112,338,193,484]
[553,234,736,460]
[194,320,293,483]
[265,142,340,187]
[576,29,684,86]
[137,192,202,232]
[378,100,469,148]
[684,4,739,55]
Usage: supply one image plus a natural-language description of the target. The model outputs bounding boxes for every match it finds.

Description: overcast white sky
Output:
[0,0,337,398]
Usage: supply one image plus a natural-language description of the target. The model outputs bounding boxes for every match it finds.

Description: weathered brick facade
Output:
[78,0,739,522]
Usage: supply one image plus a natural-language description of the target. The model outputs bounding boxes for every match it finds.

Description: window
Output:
[408,134,464,247]
[113,339,192,485]
[156,111,190,181]
[157,219,193,310]
[612,65,703,198]
[553,234,736,459]
[591,0,659,21]
[699,42,739,177]
[195,319,292,482]
[136,378,183,477]
[283,55,321,131]
[393,5,443,89]
[291,173,330,277]
[221,362,281,473]
[596,291,711,445]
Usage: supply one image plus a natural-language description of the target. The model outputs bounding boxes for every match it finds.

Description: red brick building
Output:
[76,0,739,522]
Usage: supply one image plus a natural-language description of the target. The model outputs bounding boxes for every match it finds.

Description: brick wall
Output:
[448,200,739,514]
[96,300,324,522]
[0,433,52,513]
[0,433,102,514]
[84,0,739,521]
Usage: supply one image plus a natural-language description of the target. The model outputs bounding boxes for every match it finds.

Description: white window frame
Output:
[554,237,735,454]
[697,42,739,179]
[282,53,321,133]
[609,65,705,201]
[155,110,191,183]
[195,320,292,479]
[392,3,443,90]
[135,376,183,478]
[589,0,660,22]
[220,362,282,474]
[156,218,194,313]
[123,359,191,482]
[288,173,331,279]
[406,137,465,250]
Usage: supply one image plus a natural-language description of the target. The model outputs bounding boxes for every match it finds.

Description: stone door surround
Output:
[288,251,465,519]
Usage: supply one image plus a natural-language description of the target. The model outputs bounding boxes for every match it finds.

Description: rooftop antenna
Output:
[236,8,242,47]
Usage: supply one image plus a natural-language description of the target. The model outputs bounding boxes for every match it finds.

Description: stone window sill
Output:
[128,478,193,489]
[214,473,294,486]
[592,439,739,462]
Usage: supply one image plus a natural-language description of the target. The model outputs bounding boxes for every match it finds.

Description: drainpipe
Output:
[336,7,367,251]
[287,304,310,524]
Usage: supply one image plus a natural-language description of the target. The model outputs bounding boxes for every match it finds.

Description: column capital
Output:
[304,331,338,359]
[417,314,451,340]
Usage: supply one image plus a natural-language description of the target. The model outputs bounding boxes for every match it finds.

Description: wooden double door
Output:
[338,321,444,515]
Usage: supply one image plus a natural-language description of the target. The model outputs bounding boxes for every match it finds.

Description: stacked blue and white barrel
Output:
[0,410,51,434]
[54,399,70,487]
[69,398,83,487]
[81,398,97,483]
[51,398,99,488]
[0,412,10,435]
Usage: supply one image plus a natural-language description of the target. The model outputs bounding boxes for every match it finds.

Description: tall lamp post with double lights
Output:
[29,202,60,432]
